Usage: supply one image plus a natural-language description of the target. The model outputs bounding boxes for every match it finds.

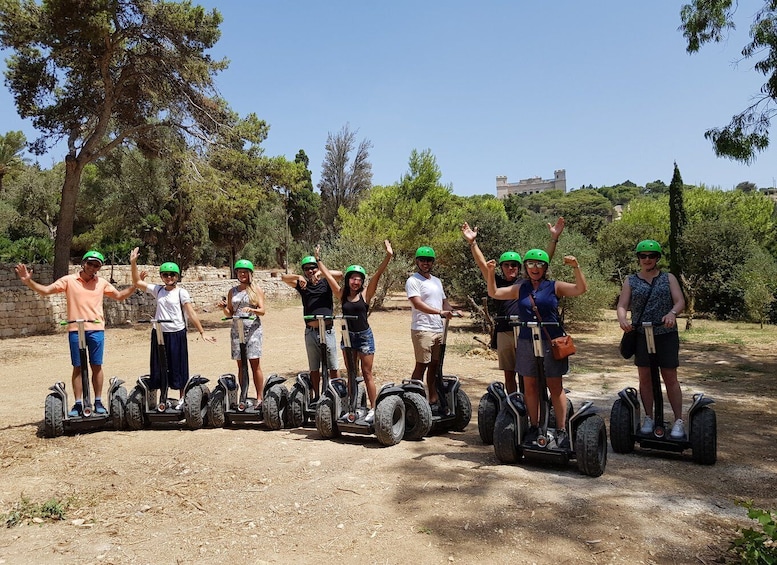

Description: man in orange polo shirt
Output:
[16,250,136,416]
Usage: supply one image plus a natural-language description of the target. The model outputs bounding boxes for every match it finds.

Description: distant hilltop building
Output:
[496,169,566,198]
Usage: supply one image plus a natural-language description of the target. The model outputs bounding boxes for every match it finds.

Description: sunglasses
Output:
[161,272,178,278]
[501,261,521,268]
[302,265,317,271]
[85,261,102,267]
[417,257,435,263]
[524,260,547,269]
[638,253,660,260]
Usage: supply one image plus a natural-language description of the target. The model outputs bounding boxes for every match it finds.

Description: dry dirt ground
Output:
[0,295,776,565]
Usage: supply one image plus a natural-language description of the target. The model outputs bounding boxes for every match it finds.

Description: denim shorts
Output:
[69,330,105,366]
[341,328,376,355]
[304,326,339,372]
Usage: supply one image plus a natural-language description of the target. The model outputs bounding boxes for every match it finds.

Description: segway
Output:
[423,314,472,434]
[492,320,607,477]
[315,317,432,446]
[286,314,339,428]
[610,321,717,464]
[207,314,288,429]
[125,319,210,430]
[43,319,127,437]
[477,316,519,444]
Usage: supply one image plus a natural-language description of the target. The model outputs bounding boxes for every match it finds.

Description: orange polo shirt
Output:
[50,273,119,331]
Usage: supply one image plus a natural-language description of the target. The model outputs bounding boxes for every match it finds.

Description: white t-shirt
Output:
[405,272,445,332]
[146,284,192,332]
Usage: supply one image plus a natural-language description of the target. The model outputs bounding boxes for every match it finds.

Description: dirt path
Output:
[0,297,775,564]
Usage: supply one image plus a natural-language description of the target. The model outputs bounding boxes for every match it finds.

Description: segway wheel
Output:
[184,384,209,430]
[493,409,520,464]
[575,415,608,478]
[264,384,288,430]
[126,386,146,430]
[285,386,306,428]
[44,394,65,438]
[110,386,128,431]
[452,389,472,432]
[477,393,498,445]
[690,407,717,465]
[609,398,635,454]
[402,392,432,441]
[315,396,340,439]
[374,395,405,447]
[207,388,226,428]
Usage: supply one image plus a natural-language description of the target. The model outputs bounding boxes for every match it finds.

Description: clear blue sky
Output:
[1,1,775,195]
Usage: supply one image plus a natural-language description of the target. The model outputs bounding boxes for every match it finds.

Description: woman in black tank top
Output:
[316,241,394,420]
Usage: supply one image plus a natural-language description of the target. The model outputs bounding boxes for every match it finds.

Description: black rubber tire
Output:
[609,398,635,454]
[374,395,406,447]
[263,384,288,430]
[575,415,608,477]
[315,396,340,439]
[402,392,433,441]
[184,384,208,430]
[493,409,520,463]
[452,388,472,432]
[207,388,226,428]
[110,386,128,431]
[126,386,146,430]
[477,393,498,445]
[286,386,306,428]
[690,407,717,465]
[44,394,64,438]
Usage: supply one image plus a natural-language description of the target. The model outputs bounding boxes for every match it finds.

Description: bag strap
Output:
[528,292,559,342]
[632,273,659,326]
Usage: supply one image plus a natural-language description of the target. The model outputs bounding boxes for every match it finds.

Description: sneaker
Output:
[175,398,185,410]
[68,403,83,418]
[556,429,570,449]
[670,418,686,440]
[430,403,440,417]
[364,409,375,424]
[640,416,654,434]
[94,399,107,415]
[523,425,539,445]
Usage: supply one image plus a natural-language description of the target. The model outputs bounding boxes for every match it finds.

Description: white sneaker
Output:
[670,418,686,439]
[640,416,654,434]
[364,409,375,424]
[175,398,184,410]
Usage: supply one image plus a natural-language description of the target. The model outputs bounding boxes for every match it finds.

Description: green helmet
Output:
[345,265,367,279]
[415,246,436,259]
[234,259,254,271]
[301,255,317,267]
[498,251,522,265]
[635,240,662,255]
[159,262,180,275]
[523,249,549,264]
[82,250,104,264]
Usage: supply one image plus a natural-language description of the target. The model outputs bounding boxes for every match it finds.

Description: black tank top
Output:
[341,293,369,332]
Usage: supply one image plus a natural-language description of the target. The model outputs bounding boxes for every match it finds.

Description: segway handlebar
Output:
[138,319,174,324]
[222,315,256,321]
[495,316,559,328]
[638,321,665,328]
[60,319,101,325]
[303,314,357,320]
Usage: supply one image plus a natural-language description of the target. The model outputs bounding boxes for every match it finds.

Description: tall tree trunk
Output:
[53,156,85,279]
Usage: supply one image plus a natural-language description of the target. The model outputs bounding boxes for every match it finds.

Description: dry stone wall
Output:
[0,263,295,338]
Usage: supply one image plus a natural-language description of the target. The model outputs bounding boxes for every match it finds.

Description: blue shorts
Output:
[341,328,376,355]
[304,326,339,372]
[69,330,105,367]
[150,328,190,391]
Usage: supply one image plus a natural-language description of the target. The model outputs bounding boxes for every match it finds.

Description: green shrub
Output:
[730,501,777,564]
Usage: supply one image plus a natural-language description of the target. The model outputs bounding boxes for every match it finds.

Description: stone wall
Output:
[0,263,296,338]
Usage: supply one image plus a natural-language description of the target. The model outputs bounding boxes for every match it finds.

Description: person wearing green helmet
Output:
[282,252,344,396]
[462,218,565,394]
[315,241,394,422]
[406,245,462,411]
[15,250,136,416]
[130,247,215,409]
[617,239,686,439]
[218,259,266,408]
[486,246,587,448]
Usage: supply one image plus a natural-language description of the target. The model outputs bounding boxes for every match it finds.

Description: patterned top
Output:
[628,272,675,335]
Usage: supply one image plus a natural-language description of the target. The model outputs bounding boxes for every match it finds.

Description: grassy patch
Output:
[1,494,74,527]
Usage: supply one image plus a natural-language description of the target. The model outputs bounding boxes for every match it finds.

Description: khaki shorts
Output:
[496,331,516,371]
[411,330,443,364]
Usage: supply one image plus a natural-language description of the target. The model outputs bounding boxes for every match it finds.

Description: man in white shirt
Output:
[405,246,458,410]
